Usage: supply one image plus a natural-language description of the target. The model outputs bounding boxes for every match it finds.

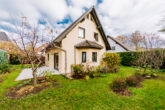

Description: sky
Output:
[0,0,165,39]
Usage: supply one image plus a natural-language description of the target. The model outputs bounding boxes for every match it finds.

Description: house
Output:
[35,43,48,56]
[107,36,135,52]
[0,32,10,42]
[45,6,111,74]
[0,31,19,55]
[0,32,10,59]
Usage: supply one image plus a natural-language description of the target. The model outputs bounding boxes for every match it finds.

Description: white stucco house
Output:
[107,36,135,53]
[45,6,111,74]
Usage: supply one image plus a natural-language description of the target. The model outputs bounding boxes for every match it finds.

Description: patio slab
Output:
[15,66,60,81]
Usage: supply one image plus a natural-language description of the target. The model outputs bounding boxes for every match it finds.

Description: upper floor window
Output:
[92,52,97,62]
[78,27,85,38]
[87,14,89,19]
[94,33,98,41]
[111,46,116,50]
[82,52,86,63]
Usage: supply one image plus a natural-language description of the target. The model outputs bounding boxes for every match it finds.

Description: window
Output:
[90,15,93,21]
[82,52,86,63]
[78,27,85,38]
[111,46,116,50]
[92,52,97,62]
[87,14,89,19]
[48,54,49,61]
[94,33,98,41]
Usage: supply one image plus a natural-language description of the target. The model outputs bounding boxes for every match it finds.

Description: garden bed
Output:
[111,73,159,96]
[5,77,58,99]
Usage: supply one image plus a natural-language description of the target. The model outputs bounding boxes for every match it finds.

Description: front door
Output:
[54,53,59,70]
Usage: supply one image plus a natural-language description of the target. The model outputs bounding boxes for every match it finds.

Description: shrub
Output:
[9,54,20,64]
[102,53,120,72]
[119,52,139,66]
[135,71,143,81]
[126,76,139,87]
[0,49,8,64]
[71,64,86,79]
[110,78,127,92]
[71,65,102,79]
[0,63,10,74]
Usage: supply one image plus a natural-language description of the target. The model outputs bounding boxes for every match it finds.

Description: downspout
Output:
[74,47,76,64]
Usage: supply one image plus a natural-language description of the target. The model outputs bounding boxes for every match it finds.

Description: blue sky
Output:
[0,0,165,38]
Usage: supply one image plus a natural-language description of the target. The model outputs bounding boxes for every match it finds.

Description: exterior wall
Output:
[45,49,65,73]
[46,14,106,73]
[76,48,102,66]
[107,38,127,53]
[61,14,106,73]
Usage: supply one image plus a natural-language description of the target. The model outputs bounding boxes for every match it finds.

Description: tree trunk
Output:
[32,69,37,86]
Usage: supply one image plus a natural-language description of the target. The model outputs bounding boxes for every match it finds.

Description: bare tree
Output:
[135,33,165,73]
[116,35,128,44]
[129,31,144,51]
[11,16,55,86]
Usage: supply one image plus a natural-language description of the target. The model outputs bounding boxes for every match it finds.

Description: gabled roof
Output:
[0,32,10,41]
[75,40,103,49]
[53,6,111,50]
[35,43,48,53]
[107,36,135,51]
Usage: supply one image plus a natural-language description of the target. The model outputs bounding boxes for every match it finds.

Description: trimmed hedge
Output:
[9,54,20,64]
[119,51,165,69]
[119,52,139,66]
[0,49,8,64]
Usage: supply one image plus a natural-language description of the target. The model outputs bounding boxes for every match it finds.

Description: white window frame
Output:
[78,27,85,38]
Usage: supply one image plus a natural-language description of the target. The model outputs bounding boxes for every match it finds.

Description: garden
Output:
[0,52,165,110]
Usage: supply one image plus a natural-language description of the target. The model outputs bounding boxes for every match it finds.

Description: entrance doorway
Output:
[54,53,59,70]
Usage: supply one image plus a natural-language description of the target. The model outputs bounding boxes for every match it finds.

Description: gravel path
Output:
[15,66,60,81]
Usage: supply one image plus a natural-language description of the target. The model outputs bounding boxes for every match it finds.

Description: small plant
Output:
[110,78,127,92]
[71,64,86,79]
[101,53,120,73]
[0,63,10,74]
[126,76,139,87]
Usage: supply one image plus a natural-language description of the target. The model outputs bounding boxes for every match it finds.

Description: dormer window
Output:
[94,33,98,41]
[78,27,85,38]
[87,14,89,19]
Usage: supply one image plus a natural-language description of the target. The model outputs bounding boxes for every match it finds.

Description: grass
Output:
[0,65,165,110]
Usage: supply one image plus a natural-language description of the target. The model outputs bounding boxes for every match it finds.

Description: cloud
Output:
[0,0,165,40]
[98,0,165,37]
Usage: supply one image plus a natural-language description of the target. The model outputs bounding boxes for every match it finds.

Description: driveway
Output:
[15,66,60,81]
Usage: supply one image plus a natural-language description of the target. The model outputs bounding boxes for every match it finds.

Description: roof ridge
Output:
[107,35,135,51]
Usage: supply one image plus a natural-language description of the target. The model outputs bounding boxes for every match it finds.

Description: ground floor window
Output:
[82,52,86,63]
[92,52,97,62]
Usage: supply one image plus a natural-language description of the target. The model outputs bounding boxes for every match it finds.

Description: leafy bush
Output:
[71,64,86,79]
[134,71,144,81]
[119,52,139,66]
[119,50,165,69]
[102,53,120,72]
[71,65,102,79]
[9,54,20,64]
[0,63,10,74]
[110,78,127,92]
[126,76,139,87]
[0,49,8,64]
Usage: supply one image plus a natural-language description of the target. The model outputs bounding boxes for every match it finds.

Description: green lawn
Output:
[0,65,165,110]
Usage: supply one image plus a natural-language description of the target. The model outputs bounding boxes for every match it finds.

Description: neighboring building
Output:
[35,43,48,56]
[45,6,111,74]
[0,32,10,42]
[0,31,19,54]
[107,36,135,52]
